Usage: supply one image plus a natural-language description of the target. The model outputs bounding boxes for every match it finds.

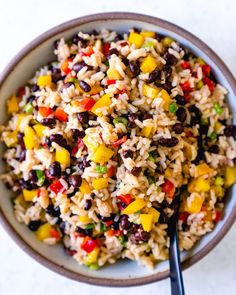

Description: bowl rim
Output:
[0,12,236,287]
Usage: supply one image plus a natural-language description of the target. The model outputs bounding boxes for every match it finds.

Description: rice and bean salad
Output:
[1,28,236,270]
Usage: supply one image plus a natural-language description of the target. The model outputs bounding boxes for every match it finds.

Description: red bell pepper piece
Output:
[61,58,73,75]
[71,145,78,156]
[117,194,133,205]
[82,46,94,57]
[181,60,190,69]
[120,41,128,47]
[180,81,192,92]
[50,228,60,240]
[112,136,127,147]
[214,210,222,222]
[106,229,122,237]
[81,237,97,253]
[178,212,189,222]
[18,87,26,98]
[38,106,54,117]
[107,79,116,85]
[105,220,113,227]
[161,179,175,198]
[103,42,110,56]
[49,179,67,194]
[202,64,211,77]
[78,97,96,110]
[203,77,215,92]
[55,108,68,122]
[107,166,116,177]
[184,92,191,102]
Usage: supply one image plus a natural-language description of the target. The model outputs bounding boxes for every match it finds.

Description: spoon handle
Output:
[169,226,185,295]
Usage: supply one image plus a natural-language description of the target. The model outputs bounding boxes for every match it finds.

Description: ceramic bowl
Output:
[0,12,235,287]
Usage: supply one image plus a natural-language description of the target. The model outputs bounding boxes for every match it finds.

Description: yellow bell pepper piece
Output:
[79,179,92,194]
[16,114,28,131]
[184,194,204,214]
[203,210,213,221]
[55,147,70,167]
[3,131,18,147]
[91,94,112,116]
[196,57,205,65]
[141,126,153,138]
[161,37,174,47]
[214,185,224,198]
[140,31,156,38]
[91,144,114,164]
[7,95,19,114]
[142,83,160,99]
[90,85,103,95]
[33,124,46,137]
[225,166,236,188]
[140,55,158,73]
[140,214,153,232]
[92,178,108,190]
[215,121,223,132]
[23,126,38,149]
[87,247,100,264]
[79,215,92,224]
[107,68,122,80]
[159,89,172,111]
[36,223,52,240]
[15,194,28,209]
[122,199,146,215]
[23,189,38,202]
[82,135,98,152]
[188,179,196,193]
[37,75,52,87]
[128,32,144,48]
[195,163,213,177]
[164,168,172,178]
[148,207,160,223]
[195,178,210,192]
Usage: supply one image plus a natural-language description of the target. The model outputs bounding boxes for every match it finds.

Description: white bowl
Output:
[0,12,235,286]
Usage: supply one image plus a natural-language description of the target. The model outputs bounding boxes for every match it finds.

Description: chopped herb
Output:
[142,41,154,48]
[89,263,99,270]
[208,131,217,140]
[215,176,224,186]
[169,102,178,113]
[67,77,78,84]
[96,165,107,174]
[197,80,204,90]
[213,102,223,115]
[148,176,155,184]
[85,223,94,230]
[100,222,106,232]
[36,170,45,186]
[25,103,33,114]
[113,116,128,126]
[148,156,155,162]
[118,235,126,245]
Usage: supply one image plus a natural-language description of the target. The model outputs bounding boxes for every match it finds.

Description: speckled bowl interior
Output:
[0,13,235,287]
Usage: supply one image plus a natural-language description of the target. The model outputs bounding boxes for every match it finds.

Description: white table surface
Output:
[0,0,235,294]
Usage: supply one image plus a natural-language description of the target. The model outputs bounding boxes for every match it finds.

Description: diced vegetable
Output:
[202,64,211,76]
[148,207,160,223]
[91,144,114,164]
[184,143,197,161]
[49,179,67,194]
[24,103,33,114]
[195,163,213,177]
[23,126,38,149]
[196,80,204,89]
[50,228,60,240]
[140,214,153,232]
[224,166,236,188]
[214,185,224,198]
[3,131,18,147]
[37,75,52,87]
[107,79,116,85]
[36,170,45,186]
[113,117,128,126]
[81,237,98,253]
[141,126,153,138]
[36,223,53,240]
[16,114,28,130]
[122,199,146,215]
[54,108,68,122]
[203,77,214,92]
[103,42,110,56]
[107,68,122,80]
[140,31,156,38]
[87,247,100,264]
[89,263,99,270]
[161,37,174,47]
[82,47,94,57]
[91,94,112,116]
[161,179,175,198]
[56,147,70,167]
[89,85,103,95]
[61,60,72,75]
[112,136,127,147]
[196,57,205,65]
[169,102,178,113]
[33,124,46,137]
[79,215,92,224]
[142,83,160,99]
[77,97,96,111]
[213,102,223,115]
[38,106,53,117]
[159,89,172,111]
[195,178,210,192]
[95,165,107,174]
[180,81,192,92]
[15,194,28,209]
[215,121,223,132]
[107,166,116,178]
[117,194,133,205]
[82,135,98,152]
[7,95,19,114]
[92,178,108,190]
[79,179,92,194]
[128,32,144,48]
[184,194,204,214]
[142,41,154,48]
[208,131,217,140]
[215,176,224,186]
[140,55,158,73]
[23,189,38,202]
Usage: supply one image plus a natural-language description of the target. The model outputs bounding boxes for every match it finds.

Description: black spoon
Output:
[168,194,185,295]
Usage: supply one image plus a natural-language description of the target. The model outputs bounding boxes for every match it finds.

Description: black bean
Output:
[72,129,85,140]
[51,68,63,83]
[17,132,24,142]
[41,118,56,127]
[85,228,93,236]
[46,205,61,217]
[68,174,82,187]
[84,199,92,211]
[130,223,141,234]
[20,179,38,190]
[130,229,150,244]
[127,113,138,128]
[162,81,173,93]
[224,125,236,138]
[112,221,120,230]
[114,34,123,42]
[129,60,140,77]
[208,145,219,154]
[28,220,41,231]
[107,48,119,59]
[164,53,178,65]
[122,57,129,66]
[19,150,26,162]
[155,164,164,175]
[27,95,36,103]
[77,158,90,171]
[79,80,91,92]
[143,113,152,120]
[98,213,116,222]
[29,170,38,182]
[32,84,39,92]
[119,215,131,230]
[131,166,142,176]
[72,34,88,47]
[76,112,89,124]
[139,230,151,242]
[162,65,172,79]
[199,124,209,135]
[48,161,61,177]
[146,68,161,84]
[173,123,184,134]
[157,137,179,147]
[182,222,189,232]
[123,150,134,159]
[49,134,67,147]
[75,226,86,236]
[72,61,92,72]
[59,221,66,234]
[176,107,187,123]
[158,212,170,224]
[174,95,186,105]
